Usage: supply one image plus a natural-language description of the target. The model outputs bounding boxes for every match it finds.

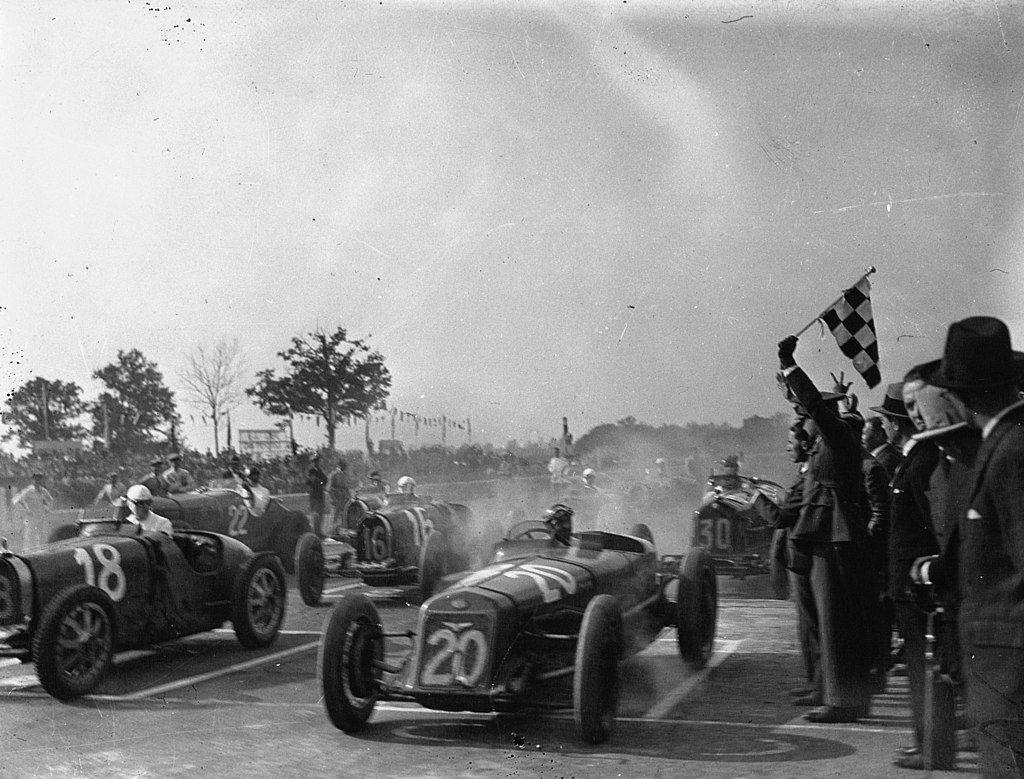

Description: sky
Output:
[2,1,1024,455]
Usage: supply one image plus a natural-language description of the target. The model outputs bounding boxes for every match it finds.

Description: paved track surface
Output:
[0,572,978,779]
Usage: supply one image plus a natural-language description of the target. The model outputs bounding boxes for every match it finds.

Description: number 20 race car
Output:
[317,520,718,744]
[0,516,287,699]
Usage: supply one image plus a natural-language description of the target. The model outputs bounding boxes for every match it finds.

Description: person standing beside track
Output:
[307,454,328,536]
[777,334,873,723]
[12,472,54,550]
[917,316,1024,777]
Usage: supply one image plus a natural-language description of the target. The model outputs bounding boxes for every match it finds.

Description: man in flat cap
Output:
[141,458,170,498]
[163,453,193,494]
[918,316,1024,777]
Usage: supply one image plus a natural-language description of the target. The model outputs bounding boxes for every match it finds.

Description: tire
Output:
[628,523,655,545]
[295,532,325,606]
[676,549,718,669]
[33,584,116,700]
[418,531,448,602]
[231,554,287,649]
[318,593,384,732]
[574,594,622,745]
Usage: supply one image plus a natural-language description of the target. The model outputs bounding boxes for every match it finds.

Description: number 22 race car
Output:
[317,520,718,744]
[0,516,287,699]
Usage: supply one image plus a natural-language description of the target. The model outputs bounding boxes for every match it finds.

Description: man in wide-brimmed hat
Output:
[776,334,874,723]
[875,374,946,769]
[916,315,1024,777]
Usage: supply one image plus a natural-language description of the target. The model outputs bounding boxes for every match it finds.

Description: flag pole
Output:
[795,265,877,337]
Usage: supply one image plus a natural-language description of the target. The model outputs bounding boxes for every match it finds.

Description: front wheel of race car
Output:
[319,593,384,732]
[574,594,622,745]
[676,548,718,669]
[33,584,116,700]
[295,532,325,606]
[231,554,287,649]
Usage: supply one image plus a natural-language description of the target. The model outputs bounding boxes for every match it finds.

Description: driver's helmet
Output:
[396,475,416,494]
[543,503,574,543]
[720,455,740,476]
[126,484,153,506]
[582,468,596,485]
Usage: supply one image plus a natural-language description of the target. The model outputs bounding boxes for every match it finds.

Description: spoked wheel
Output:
[33,584,116,700]
[319,593,384,732]
[574,594,622,744]
[232,554,287,648]
[676,549,718,669]
[295,532,325,606]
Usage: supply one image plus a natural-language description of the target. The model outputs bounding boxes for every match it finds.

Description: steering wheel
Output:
[504,520,554,541]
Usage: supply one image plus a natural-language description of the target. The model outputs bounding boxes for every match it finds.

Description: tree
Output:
[91,349,181,453]
[2,377,87,447]
[247,327,391,449]
[178,338,247,456]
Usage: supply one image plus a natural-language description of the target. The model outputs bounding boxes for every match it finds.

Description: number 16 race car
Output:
[317,520,718,744]
[0,515,287,699]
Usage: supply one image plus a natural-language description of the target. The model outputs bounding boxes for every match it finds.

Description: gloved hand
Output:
[778,335,798,368]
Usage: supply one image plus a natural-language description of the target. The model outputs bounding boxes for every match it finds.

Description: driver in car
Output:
[543,503,574,545]
[125,484,173,536]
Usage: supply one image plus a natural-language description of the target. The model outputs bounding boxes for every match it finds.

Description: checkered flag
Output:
[820,276,881,388]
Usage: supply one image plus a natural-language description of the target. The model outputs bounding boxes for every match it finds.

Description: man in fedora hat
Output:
[918,315,1024,777]
[163,453,193,494]
[777,335,874,723]
[875,374,947,769]
[141,458,170,498]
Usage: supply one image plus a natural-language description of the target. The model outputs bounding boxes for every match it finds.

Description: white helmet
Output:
[582,468,596,479]
[397,475,416,494]
[126,484,153,503]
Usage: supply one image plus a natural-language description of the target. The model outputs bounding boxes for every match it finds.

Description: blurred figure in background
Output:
[12,472,54,549]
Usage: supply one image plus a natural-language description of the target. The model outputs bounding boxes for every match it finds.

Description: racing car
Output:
[317,519,718,744]
[294,490,476,606]
[53,487,312,574]
[691,472,786,577]
[0,515,287,700]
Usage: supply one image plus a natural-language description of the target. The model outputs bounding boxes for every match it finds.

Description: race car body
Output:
[691,475,785,576]
[317,521,718,744]
[56,488,311,574]
[295,492,474,605]
[0,519,286,699]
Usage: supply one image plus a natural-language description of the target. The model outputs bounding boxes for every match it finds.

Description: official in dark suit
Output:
[864,414,903,478]
[920,316,1024,778]
[876,378,947,769]
[778,335,872,723]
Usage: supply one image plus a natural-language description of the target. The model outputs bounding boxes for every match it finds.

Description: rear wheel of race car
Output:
[574,594,622,745]
[295,532,325,606]
[676,549,718,669]
[319,593,384,732]
[418,531,448,602]
[33,584,116,700]
[628,523,655,545]
[231,554,287,648]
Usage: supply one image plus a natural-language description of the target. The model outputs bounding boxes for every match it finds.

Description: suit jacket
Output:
[961,403,1024,648]
[888,439,941,600]
[872,442,903,479]
[784,366,867,545]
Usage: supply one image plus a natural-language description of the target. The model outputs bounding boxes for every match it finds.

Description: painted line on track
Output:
[90,641,321,702]
[643,638,742,719]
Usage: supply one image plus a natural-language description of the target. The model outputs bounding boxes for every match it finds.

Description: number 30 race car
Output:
[691,474,785,576]
[0,517,287,699]
[317,520,717,744]
[294,493,475,606]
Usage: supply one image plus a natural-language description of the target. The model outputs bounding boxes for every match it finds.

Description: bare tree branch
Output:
[179,338,248,454]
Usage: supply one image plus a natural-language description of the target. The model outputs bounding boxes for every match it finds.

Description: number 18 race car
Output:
[317,520,718,744]
[0,516,287,699]
[691,474,786,577]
